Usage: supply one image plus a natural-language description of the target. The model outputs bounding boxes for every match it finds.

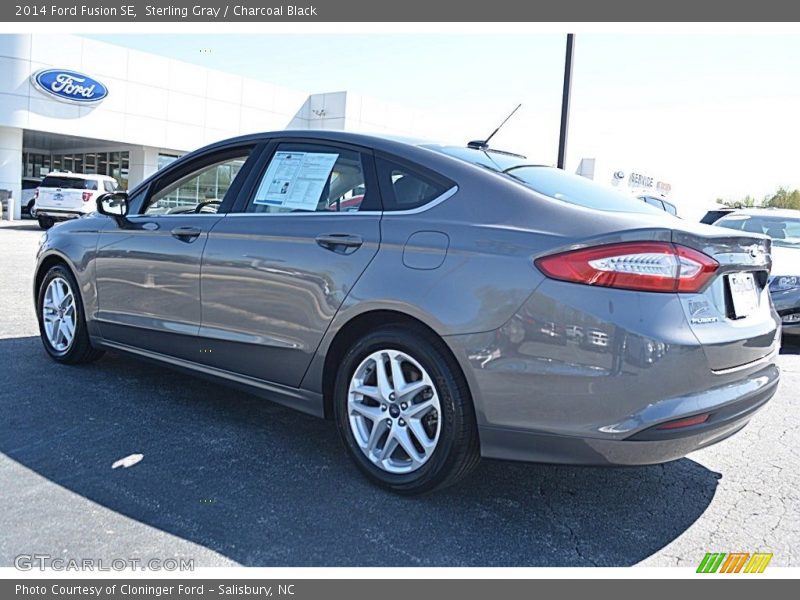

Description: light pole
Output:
[557,33,575,170]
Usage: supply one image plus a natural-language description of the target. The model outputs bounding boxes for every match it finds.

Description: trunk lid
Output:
[671,224,778,371]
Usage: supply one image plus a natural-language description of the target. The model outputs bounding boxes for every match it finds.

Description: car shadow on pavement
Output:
[0,335,721,567]
[0,221,41,232]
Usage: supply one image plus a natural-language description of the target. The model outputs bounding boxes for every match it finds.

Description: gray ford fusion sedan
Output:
[34,131,781,494]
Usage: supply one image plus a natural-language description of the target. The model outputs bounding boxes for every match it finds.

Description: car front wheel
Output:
[37,215,54,229]
[334,324,480,494]
[37,264,104,364]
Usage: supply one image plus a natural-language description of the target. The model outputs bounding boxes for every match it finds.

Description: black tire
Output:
[26,199,35,218]
[37,215,54,229]
[37,263,104,364]
[333,324,480,495]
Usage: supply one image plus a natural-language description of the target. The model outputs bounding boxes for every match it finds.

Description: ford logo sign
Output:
[31,69,108,105]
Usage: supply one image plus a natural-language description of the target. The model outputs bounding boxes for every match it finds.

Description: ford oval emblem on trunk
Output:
[31,69,108,105]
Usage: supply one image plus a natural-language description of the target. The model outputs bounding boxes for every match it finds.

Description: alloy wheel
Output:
[42,277,76,352]
[347,349,442,474]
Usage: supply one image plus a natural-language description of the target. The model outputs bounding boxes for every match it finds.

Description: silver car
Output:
[713,208,800,336]
[34,131,781,494]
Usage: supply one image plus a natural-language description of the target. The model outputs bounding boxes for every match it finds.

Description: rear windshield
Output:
[41,176,98,190]
[430,145,663,214]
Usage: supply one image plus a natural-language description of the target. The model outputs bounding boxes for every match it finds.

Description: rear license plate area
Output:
[727,272,759,319]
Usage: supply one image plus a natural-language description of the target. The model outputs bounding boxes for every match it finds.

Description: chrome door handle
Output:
[171,226,202,241]
[315,233,364,254]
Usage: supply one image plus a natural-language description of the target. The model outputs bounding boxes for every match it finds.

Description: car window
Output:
[431,145,661,215]
[246,143,374,214]
[715,216,747,231]
[643,197,665,210]
[505,166,664,214]
[375,157,452,211]
[663,201,678,216]
[716,215,800,248]
[40,176,97,190]
[103,180,116,193]
[701,210,731,224]
[144,154,249,215]
[22,180,40,190]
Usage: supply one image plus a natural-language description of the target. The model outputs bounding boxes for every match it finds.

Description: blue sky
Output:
[90,33,800,216]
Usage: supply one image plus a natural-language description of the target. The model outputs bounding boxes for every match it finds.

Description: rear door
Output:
[197,139,382,387]
[94,144,261,360]
[37,175,95,211]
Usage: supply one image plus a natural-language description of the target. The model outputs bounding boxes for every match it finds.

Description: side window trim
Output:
[379,185,459,216]
[135,142,265,216]
[230,138,382,215]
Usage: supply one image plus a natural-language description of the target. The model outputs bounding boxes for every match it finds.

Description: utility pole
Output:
[557,33,575,170]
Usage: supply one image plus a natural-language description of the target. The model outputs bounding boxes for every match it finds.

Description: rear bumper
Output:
[35,209,87,220]
[475,361,778,465]
[445,279,781,466]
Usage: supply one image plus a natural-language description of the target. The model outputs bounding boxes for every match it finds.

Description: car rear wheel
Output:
[37,264,104,364]
[26,199,35,217]
[333,324,480,494]
[37,216,54,230]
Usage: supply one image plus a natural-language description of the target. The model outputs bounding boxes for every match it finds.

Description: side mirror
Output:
[97,192,129,217]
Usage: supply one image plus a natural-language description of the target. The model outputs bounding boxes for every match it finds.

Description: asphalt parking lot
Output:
[1,220,798,568]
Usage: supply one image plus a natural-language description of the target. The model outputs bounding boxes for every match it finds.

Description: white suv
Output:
[33,172,119,229]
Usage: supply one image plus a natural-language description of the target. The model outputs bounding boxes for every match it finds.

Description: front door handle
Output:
[315,233,363,254]
[171,226,202,241]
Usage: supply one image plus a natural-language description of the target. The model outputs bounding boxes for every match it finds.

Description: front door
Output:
[198,140,382,387]
[94,146,256,360]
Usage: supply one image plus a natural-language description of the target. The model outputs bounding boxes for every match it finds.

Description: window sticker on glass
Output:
[254,151,339,210]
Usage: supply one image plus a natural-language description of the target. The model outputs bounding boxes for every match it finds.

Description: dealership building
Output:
[0,34,443,218]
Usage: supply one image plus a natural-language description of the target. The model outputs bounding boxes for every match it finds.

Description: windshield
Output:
[41,176,98,190]
[429,145,664,215]
[715,214,800,249]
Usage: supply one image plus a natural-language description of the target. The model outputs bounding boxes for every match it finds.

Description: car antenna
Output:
[468,104,522,150]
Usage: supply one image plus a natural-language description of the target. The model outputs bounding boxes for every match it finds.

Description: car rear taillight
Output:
[535,242,719,293]
[82,191,92,202]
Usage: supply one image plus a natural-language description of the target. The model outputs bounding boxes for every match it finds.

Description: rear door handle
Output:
[171,226,202,241]
[315,233,363,253]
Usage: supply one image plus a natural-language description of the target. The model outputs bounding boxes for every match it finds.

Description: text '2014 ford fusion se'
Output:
[34,131,781,494]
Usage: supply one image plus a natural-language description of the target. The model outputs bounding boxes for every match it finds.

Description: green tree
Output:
[716,194,758,209]
[763,187,800,210]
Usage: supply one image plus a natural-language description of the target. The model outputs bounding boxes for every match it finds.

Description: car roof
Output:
[189,129,541,166]
[148,129,538,197]
[43,171,114,180]
[720,208,800,219]
[191,129,449,156]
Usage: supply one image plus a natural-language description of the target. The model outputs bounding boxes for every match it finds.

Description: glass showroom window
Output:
[158,154,180,171]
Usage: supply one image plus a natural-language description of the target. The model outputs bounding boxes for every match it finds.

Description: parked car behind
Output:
[33,172,118,229]
[34,131,781,494]
[714,208,800,336]
[21,177,42,218]
[700,208,735,224]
